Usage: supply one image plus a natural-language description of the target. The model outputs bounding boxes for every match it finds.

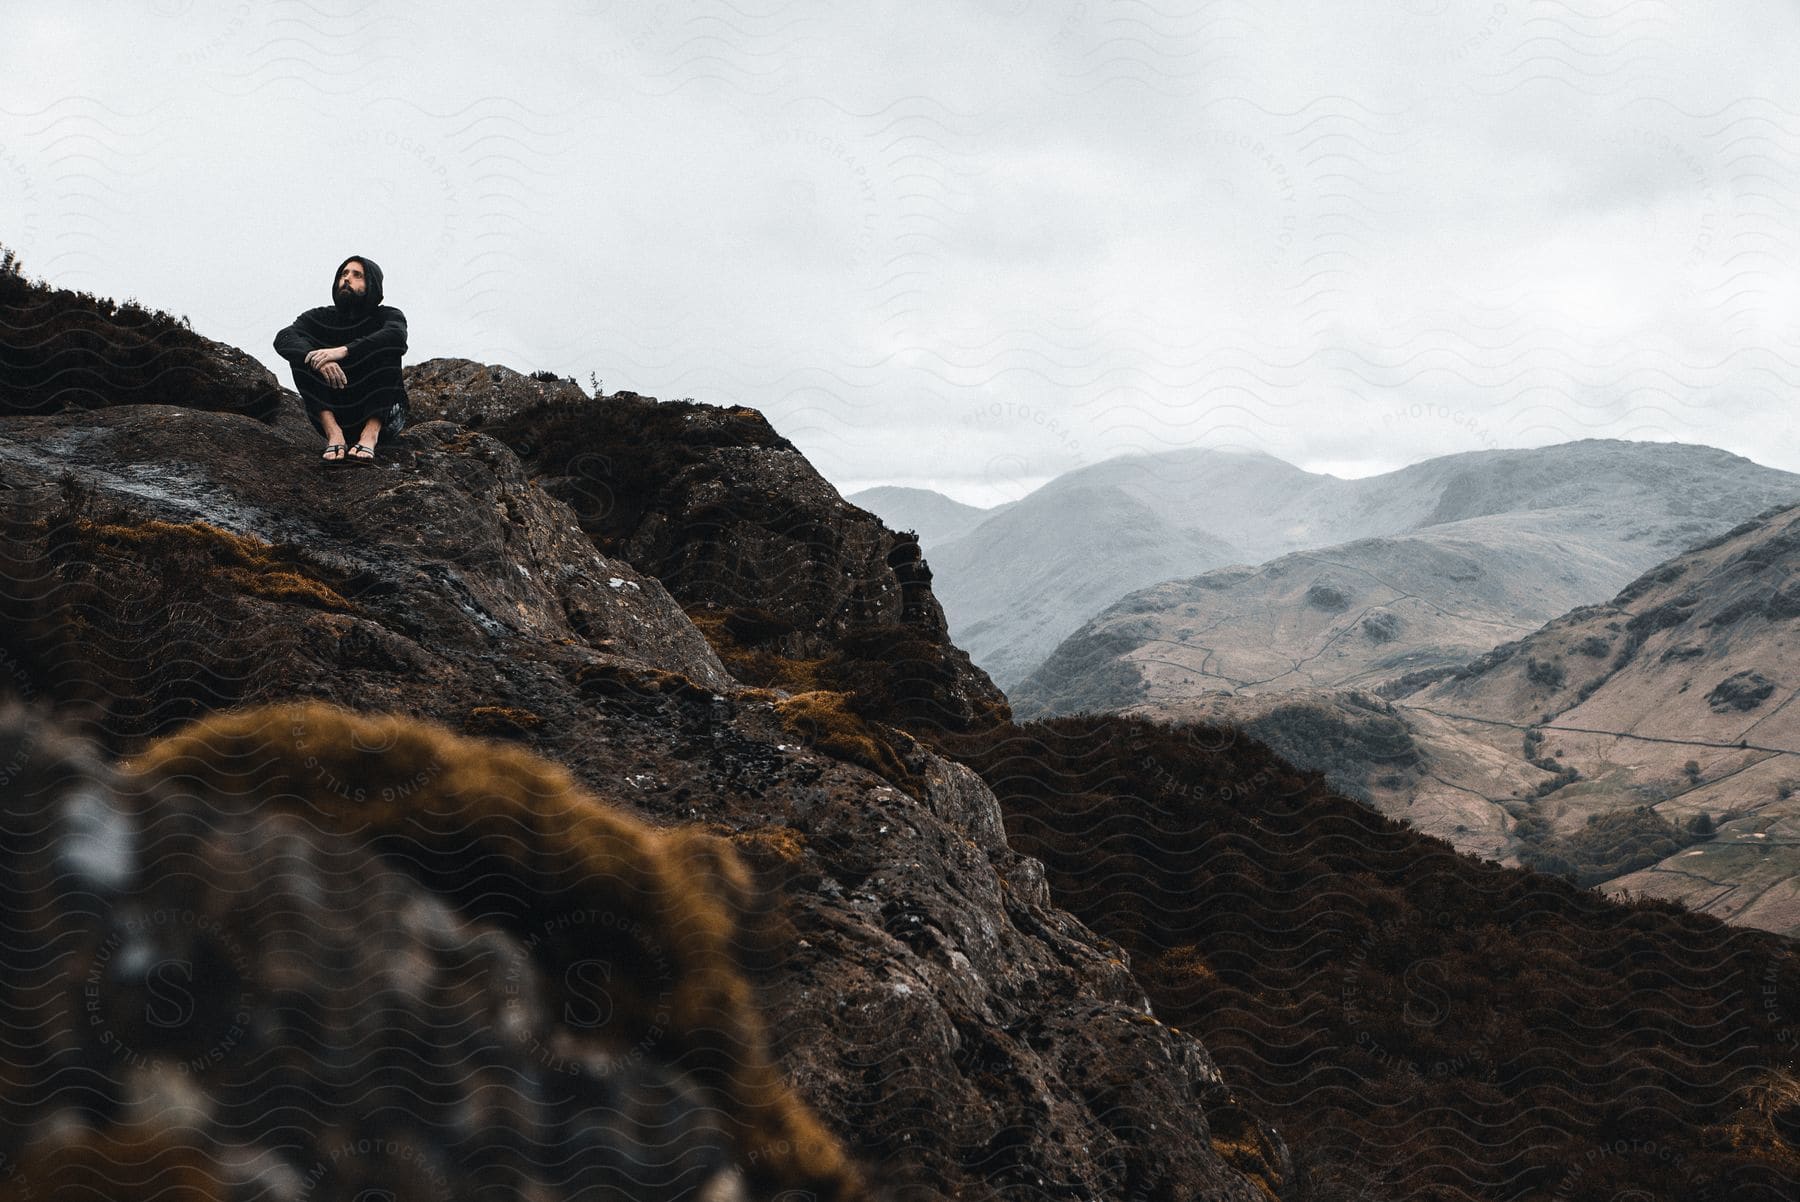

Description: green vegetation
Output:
[1515,806,1704,886]
[1373,661,1464,698]
[1615,595,1700,667]
[1242,699,1423,803]
[1361,609,1401,643]
[1532,765,1581,797]
[1389,637,1525,693]
[1013,626,1149,717]
[1305,580,1351,611]
[1525,656,1566,689]
[1708,670,1776,713]
[1520,728,1580,796]
[1614,560,1689,604]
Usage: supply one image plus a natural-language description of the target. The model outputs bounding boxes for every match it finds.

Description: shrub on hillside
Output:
[1708,670,1776,713]
[1525,657,1566,689]
[1361,609,1401,642]
[1516,806,1701,886]
[1243,702,1423,804]
[1305,581,1351,611]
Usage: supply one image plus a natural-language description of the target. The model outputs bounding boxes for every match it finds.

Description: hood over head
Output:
[331,254,384,318]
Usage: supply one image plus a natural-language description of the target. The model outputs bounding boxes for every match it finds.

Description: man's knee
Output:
[291,369,334,408]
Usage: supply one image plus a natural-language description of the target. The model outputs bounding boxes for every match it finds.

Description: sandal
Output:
[321,443,346,461]
[346,443,377,461]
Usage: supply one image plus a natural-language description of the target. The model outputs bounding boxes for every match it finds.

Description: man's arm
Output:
[272,314,319,366]
[344,307,407,362]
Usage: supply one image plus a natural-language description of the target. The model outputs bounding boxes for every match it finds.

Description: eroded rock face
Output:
[0,406,731,743]
[406,372,1014,737]
[404,357,588,428]
[0,395,1280,1201]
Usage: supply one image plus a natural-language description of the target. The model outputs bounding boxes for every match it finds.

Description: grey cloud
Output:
[0,3,1796,507]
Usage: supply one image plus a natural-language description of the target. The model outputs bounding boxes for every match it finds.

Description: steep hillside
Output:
[1013,513,1628,714]
[1386,502,1800,933]
[943,441,1800,693]
[1025,500,1800,936]
[929,713,1800,1202]
[0,338,1278,1198]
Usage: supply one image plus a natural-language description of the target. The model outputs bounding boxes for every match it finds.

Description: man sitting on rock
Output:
[274,255,408,461]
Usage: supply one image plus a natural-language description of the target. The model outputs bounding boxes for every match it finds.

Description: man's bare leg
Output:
[319,410,347,459]
[347,416,383,460]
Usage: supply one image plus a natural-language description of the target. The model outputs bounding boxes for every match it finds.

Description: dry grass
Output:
[773,690,920,794]
[126,701,865,1202]
[77,518,352,613]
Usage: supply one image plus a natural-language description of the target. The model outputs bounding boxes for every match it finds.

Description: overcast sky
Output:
[5,1,1798,505]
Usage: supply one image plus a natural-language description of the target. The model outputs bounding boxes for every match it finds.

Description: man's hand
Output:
[304,346,348,371]
[319,362,348,389]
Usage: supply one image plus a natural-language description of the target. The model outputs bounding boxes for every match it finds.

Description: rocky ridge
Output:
[909,441,1800,696]
[0,323,1281,1198]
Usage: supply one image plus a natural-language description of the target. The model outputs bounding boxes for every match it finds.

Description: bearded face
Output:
[333,260,368,312]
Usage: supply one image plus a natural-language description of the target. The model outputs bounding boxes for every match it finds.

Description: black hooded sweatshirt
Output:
[273,255,408,416]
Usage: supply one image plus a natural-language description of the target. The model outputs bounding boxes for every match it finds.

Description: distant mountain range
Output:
[858,439,1800,937]
[1033,497,1800,936]
[852,440,1800,697]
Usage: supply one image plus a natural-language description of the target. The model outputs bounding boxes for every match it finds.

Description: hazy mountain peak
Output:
[934,436,1800,693]
[846,484,991,549]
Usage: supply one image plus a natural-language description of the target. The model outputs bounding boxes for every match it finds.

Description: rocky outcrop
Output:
[0,353,1279,1200]
[404,357,587,428]
[1,701,782,1201]
[404,371,1013,738]
[1,270,284,420]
